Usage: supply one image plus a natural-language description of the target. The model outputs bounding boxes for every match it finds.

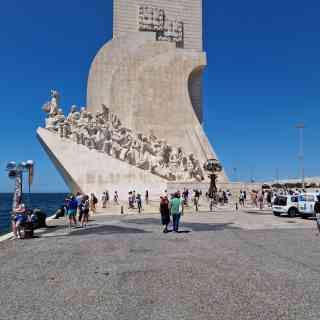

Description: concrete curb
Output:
[0,232,14,242]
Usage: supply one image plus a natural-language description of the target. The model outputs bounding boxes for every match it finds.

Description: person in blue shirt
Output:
[66,194,78,231]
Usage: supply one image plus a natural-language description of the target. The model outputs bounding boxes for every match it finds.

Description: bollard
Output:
[121,205,124,215]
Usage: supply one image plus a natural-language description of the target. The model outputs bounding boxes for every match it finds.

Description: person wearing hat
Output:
[15,204,29,239]
[160,195,170,233]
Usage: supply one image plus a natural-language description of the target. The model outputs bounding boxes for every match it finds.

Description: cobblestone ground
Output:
[0,209,320,320]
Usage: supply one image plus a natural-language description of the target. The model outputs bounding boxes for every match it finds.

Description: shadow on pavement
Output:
[244,210,273,216]
[125,218,240,232]
[69,224,150,236]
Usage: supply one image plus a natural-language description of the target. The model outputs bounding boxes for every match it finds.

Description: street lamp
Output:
[204,158,223,199]
[296,123,305,189]
[6,160,35,213]
[233,167,238,182]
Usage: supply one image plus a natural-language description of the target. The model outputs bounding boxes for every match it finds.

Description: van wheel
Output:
[288,208,298,218]
[273,211,280,217]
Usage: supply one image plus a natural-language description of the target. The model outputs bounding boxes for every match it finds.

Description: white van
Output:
[298,193,319,219]
[272,195,299,217]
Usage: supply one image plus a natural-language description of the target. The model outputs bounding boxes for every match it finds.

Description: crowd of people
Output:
[63,193,91,230]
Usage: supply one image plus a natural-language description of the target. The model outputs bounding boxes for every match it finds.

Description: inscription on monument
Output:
[138,6,165,32]
[138,5,183,44]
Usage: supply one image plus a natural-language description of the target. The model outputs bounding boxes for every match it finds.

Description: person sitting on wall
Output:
[14,204,30,239]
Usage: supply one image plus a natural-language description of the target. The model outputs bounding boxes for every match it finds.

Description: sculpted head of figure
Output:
[86,112,93,121]
[51,90,59,99]
[70,105,77,113]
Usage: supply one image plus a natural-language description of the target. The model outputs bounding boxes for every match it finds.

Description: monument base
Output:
[37,127,168,199]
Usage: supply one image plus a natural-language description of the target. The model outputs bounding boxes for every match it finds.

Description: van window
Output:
[305,195,315,202]
[291,196,298,203]
[274,196,287,206]
[299,195,315,202]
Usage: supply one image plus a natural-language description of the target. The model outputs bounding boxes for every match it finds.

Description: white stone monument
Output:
[37,0,228,198]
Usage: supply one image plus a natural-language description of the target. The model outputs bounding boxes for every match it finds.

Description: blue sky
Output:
[0,0,319,192]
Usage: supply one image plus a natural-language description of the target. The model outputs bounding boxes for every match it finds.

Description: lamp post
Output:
[275,168,280,184]
[233,167,238,182]
[296,123,305,189]
[6,161,34,231]
[204,158,223,199]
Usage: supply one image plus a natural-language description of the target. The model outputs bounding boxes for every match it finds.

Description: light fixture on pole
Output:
[233,167,238,182]
[296,123,305,189]
[6,160,35,221]
[204,158,222,199]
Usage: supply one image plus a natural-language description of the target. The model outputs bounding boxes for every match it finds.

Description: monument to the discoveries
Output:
[37,0,228,196]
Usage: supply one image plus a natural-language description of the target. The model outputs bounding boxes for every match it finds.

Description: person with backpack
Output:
[66,195,78,231]
[170,192,184,232]
[80,195,90,228]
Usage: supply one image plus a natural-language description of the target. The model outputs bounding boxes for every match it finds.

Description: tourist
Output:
[239,190,245,208]
[66,195,78,231]
[160,196,170,233]
[266,191,272,207]
[223,191,228,204]
[243,190,247,205]
[208,192,215,212]
[136,193,142,213]
[145,190,149,205]
[105,190,110,206]
[193,189,200,212]
[170,192,184,232]
[101,192,107,208]
[257,190,264,210]
[76,192,83,222]
[132,190,136,205]
[314,195,320,236]
[218,190,224,205]
[128,192,134,209]
[80,195,90,228]
[14,204,29,239]
[183,188,189,206]
[114,191,119,204]
[251,191,258,207]
[90,193,98,215]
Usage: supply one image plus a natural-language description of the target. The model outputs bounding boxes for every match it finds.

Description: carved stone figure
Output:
[41,100,205,182]
[67,105,80,124]
[42,90,60,117]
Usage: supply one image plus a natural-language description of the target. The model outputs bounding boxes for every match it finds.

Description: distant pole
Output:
[233,167,238,182]
[275,168,279,184]
[250,167,255,183]
[296,123,305,189]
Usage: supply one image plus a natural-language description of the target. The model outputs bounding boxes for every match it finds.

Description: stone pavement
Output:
[1,209,320,320]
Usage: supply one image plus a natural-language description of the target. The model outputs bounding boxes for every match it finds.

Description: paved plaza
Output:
[1,209,320,320]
